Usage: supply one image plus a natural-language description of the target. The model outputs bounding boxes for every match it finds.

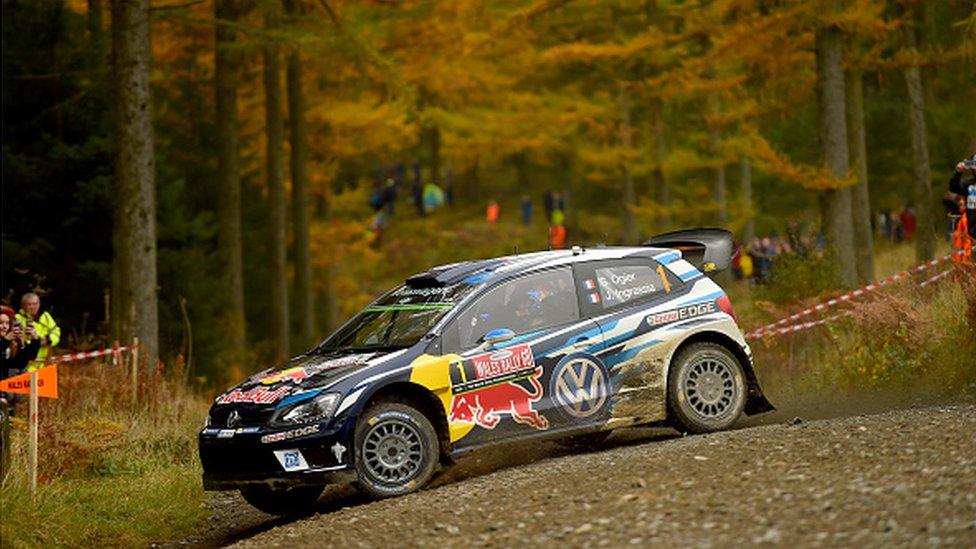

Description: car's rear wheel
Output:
[667,342,746,433]
[239,484,323,516]
[354,402,439,499]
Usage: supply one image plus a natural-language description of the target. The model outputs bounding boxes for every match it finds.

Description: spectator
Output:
[543,190,555,223]
[519,195,532,226]
[949,153,976,241]
[2,305,39,406]
[486,200,500,224]
[411,162,424,216]
[900,207,917,241]
[422,181,445,214]
[16,293,60,370]
[548,223,566,249]
[551,208,565,226]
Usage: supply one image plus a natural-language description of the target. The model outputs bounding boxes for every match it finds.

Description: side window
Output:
[576,259,681,315]
[446,269,579,352]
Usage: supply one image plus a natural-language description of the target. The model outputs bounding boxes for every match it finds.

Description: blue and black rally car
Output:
[199,229,773,514]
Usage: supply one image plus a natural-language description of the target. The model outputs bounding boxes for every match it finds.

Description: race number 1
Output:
[656,264,672,293]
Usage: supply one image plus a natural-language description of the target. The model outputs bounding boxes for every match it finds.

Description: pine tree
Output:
[111,0,159,366]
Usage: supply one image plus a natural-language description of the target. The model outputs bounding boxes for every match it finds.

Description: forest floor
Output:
[157,401,976,548]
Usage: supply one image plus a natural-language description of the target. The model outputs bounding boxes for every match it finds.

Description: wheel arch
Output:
[360,381,453,464]
[666,330,774,416]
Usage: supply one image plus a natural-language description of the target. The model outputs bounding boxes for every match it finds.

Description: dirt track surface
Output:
[174,404,976,547]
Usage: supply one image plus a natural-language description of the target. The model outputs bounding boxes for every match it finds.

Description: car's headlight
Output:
[274,392,341,426]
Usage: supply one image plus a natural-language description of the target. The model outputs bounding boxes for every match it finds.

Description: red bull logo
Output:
[259,366,308,385]
[216,385,290,404]
[448,344,549,431]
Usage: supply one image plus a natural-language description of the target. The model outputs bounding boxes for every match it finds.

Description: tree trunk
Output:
[214,0,247,363]
[284,0,316,348]
[88,0,104,47]
[707,89,727,224]
[740,155,755,244]
[110,0,158,366]
[649,98,670,228]
[264,8,289,361]
[845,69,875,283]
[619,90,638,244]
[903,13,935,262]
[816,23,858,288]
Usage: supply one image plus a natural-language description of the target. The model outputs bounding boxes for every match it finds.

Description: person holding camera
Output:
[1,305,40,409]
[949,153,976,240]
[14,292,60,370]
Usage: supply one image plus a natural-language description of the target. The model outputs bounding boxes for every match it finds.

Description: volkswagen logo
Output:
[226,410,241,428]
[551,354,610,419]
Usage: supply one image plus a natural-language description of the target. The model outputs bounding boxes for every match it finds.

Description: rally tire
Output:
[667,342,746,434]
[239,485,324,516]
[354,402,439,499]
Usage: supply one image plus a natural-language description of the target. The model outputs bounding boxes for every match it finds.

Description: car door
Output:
[439,267,606,450]
[573,257,683,425]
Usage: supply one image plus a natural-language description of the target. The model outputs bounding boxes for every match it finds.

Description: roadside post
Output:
[131,337,139,405]
[0,398,10,482]
[0,366,59,496]
[29,370,38,494]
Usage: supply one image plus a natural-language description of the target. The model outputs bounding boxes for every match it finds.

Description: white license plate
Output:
[273,449,310,472]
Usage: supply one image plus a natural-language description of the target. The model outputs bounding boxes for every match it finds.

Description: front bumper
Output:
[199,417,356,491]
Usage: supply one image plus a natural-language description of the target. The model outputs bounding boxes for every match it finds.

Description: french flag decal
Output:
[588,292,601,304]
[583,279,597,290]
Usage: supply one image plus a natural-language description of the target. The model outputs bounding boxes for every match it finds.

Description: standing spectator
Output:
[422,181,445,214]
[2,305,39,381]
[949,153,976,241]
[519,195,533,226]
[444,168,455,207]
[383,175,398,217]
[411,162,425,216]
[548,222,567,249]
[900,207,917,241]
[486,200,500,224]
[543,190,555,223]
[553,192,565,216]
[16,293,60,370]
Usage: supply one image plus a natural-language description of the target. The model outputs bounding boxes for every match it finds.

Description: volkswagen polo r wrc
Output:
[199,228,773,514]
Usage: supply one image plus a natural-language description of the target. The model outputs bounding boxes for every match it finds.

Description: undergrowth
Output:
[739,244,976,415]
[0,361,209,548]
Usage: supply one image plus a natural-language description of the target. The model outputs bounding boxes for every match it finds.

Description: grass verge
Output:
[1,362,209,548]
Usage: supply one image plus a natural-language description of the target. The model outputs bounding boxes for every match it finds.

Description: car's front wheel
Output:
[354,402,439,499]
[239,485,324,516]
[667,342,746,433]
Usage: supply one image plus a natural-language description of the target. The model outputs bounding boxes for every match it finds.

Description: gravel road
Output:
[170,403,976,548]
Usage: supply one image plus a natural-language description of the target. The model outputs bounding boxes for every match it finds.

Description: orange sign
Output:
[0,365,58,398]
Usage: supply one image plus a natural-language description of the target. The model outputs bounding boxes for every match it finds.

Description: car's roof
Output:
[405,246,677,289]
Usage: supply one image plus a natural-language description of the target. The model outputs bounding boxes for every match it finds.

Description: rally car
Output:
[199,228,773,514]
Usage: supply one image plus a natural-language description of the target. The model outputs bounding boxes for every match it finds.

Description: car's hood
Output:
[213,351,385,406]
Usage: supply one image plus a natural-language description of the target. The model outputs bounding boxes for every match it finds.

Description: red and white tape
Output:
[749,311,851,338]
[45,342,138,365]
[745,251,961,339]
[919,268,953,288]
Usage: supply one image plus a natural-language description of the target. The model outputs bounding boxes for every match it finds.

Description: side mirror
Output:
[480,328,515,349]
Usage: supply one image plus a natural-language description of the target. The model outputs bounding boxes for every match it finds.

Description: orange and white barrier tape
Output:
[745,251,963,340]
[919,268,953,288]
[749,311,851,338]
[45,342,138,366]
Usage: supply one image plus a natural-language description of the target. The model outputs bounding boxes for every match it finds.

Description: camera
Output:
[964,159,976,170]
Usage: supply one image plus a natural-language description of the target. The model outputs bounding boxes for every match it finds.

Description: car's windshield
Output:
[315,283,476,352]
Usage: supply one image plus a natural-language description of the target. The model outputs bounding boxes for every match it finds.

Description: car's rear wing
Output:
[643,228,734,274]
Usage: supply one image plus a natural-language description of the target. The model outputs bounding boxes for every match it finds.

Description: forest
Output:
[2,0,974,384]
